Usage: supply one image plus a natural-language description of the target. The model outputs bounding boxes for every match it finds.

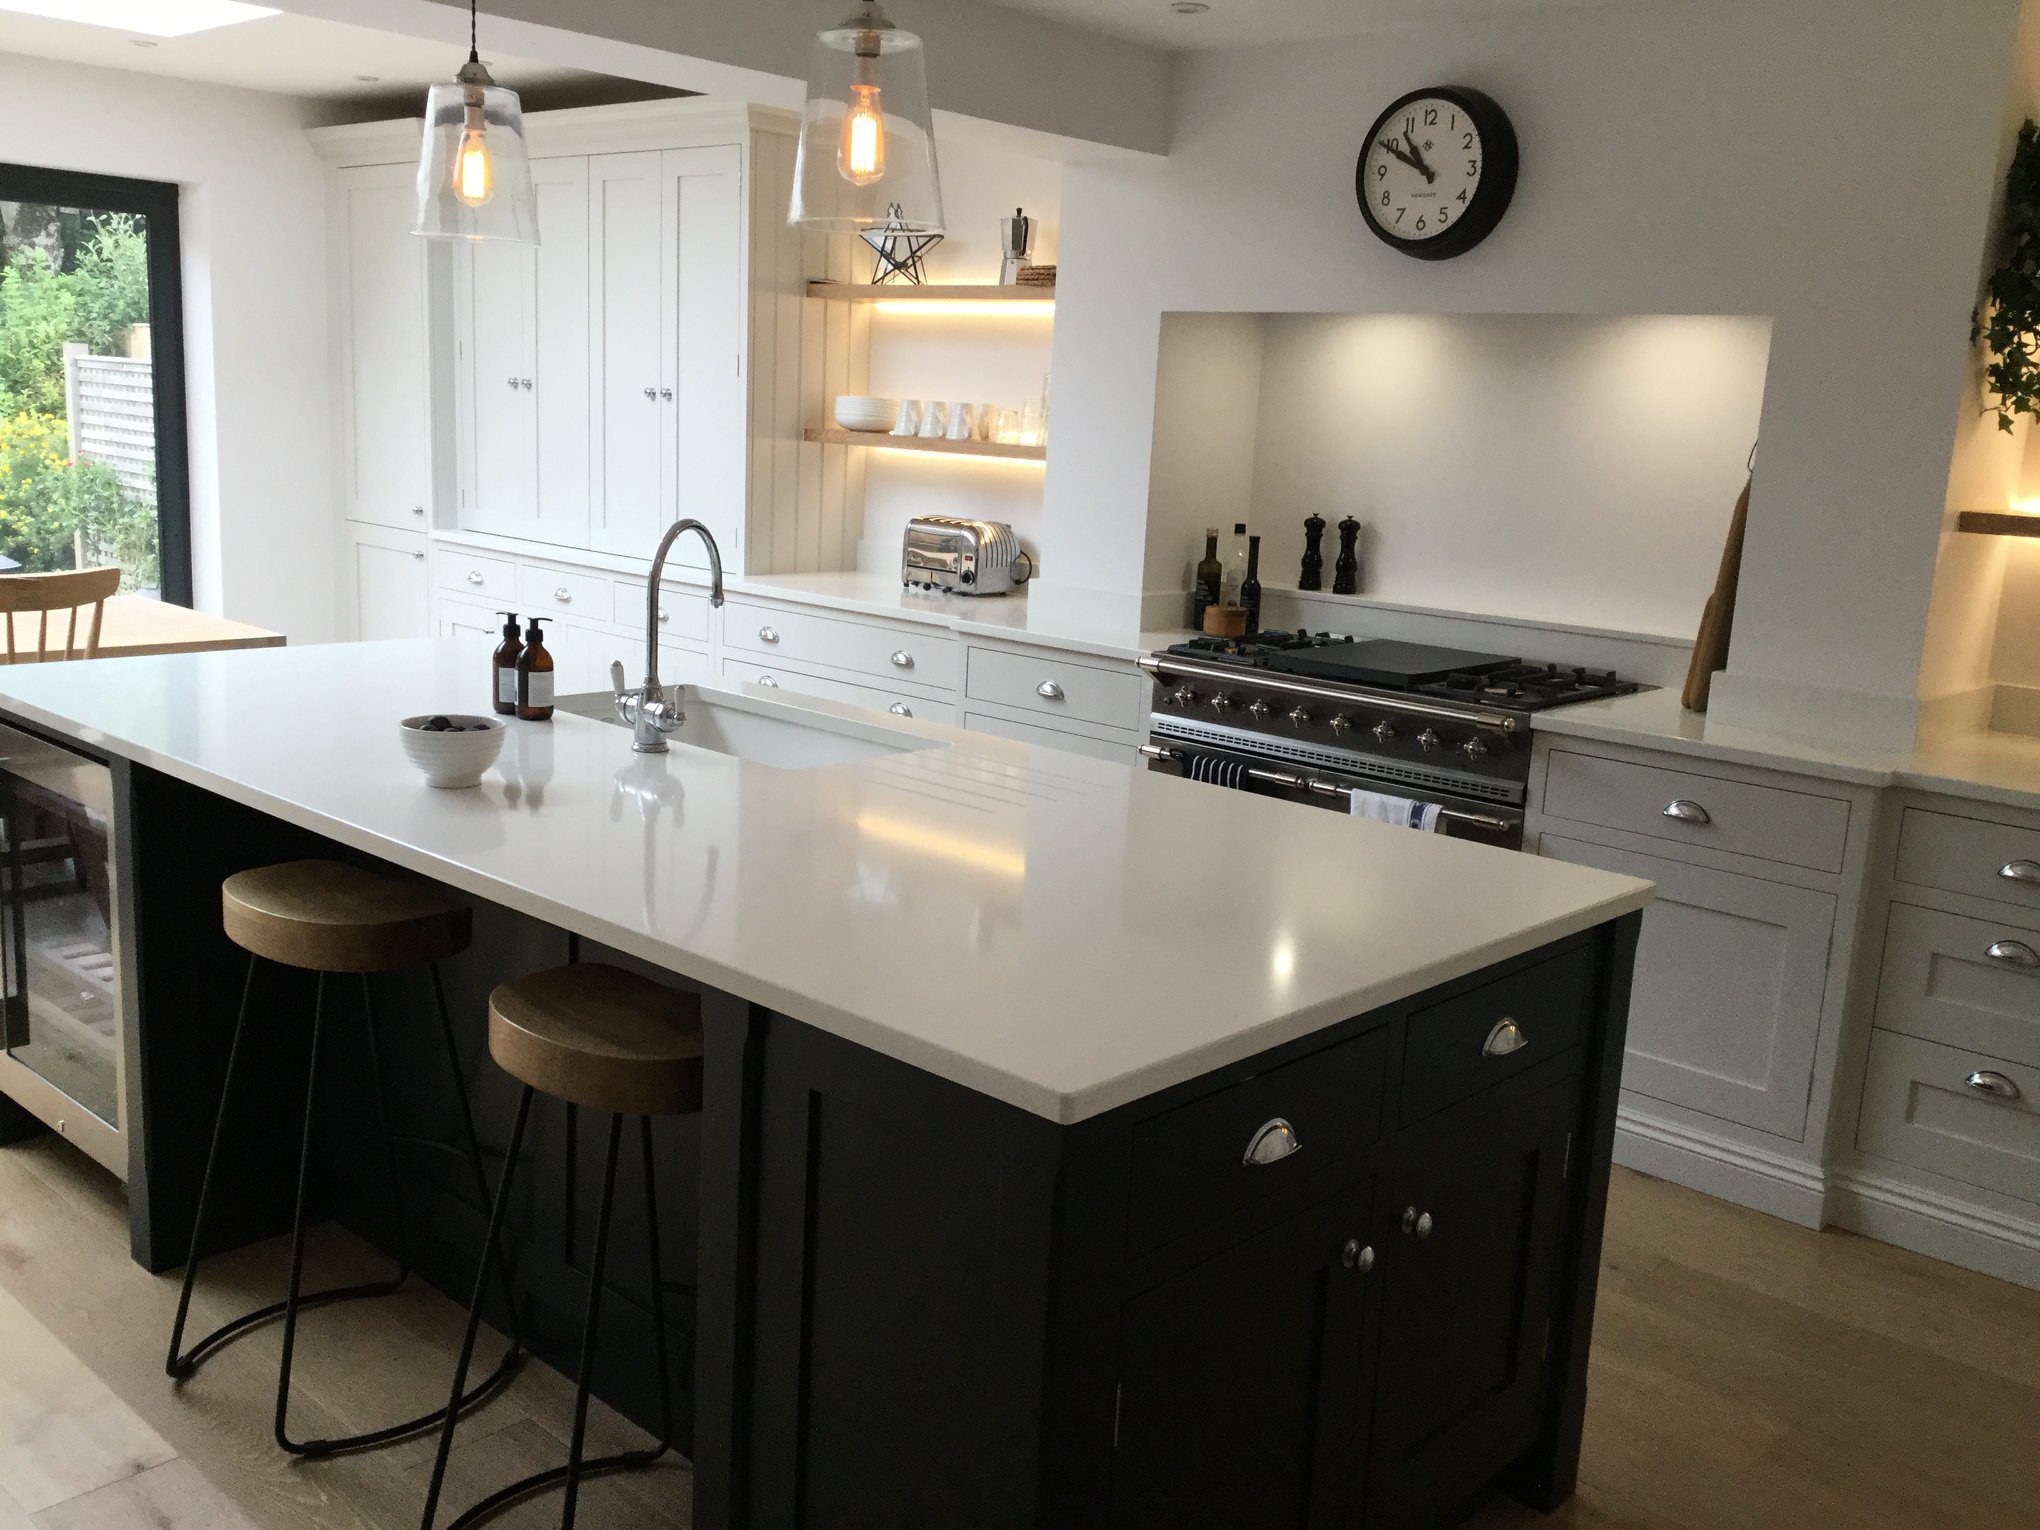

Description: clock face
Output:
[1356,86,1518,261]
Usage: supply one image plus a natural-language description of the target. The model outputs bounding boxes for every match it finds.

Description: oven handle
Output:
[1139,743,1518,835]
[1138,654,1522,736]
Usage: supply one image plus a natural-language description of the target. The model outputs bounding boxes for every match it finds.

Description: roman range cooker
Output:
[1137,632,1644,850]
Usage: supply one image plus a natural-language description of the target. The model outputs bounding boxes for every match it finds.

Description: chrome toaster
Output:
[901,516,1032,595]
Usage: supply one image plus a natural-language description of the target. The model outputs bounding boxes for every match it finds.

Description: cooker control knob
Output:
[1461,737,1490,761]
[1169,686,1197,707]
[1210,691,1236,713]
[1329,714,1354,736]
[1288,706,1313,726]
[1416,728,1442,753]
[1246,697,1272,720]
[1371,720,1398,744]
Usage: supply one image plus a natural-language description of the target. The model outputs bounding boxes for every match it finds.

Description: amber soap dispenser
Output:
[491,612,523,716]
[516,617,555,721]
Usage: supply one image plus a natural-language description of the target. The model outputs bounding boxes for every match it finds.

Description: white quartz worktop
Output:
[1531,686,2040,810]
[0,640,1649,1123]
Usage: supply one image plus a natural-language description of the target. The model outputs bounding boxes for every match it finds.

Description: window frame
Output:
[0,161,193,606]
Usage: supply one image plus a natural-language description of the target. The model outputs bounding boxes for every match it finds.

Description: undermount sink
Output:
[556,685,934,769]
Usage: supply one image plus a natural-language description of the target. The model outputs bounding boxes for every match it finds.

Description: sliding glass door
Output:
[0,164,191,604]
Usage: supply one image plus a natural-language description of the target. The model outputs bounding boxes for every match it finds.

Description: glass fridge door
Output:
[0,723,123,1176]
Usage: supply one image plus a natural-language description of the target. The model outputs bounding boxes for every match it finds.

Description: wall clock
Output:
[1355,86,1519,260]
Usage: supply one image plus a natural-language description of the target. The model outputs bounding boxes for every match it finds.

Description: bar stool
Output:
[420,962,702,1530]
[166,859,522,1456]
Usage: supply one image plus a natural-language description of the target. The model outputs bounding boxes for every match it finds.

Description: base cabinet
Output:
[345,526,429,640]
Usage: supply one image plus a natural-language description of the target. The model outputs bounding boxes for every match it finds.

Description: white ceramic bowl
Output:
[833,395,898,432]
[399,714,506,788]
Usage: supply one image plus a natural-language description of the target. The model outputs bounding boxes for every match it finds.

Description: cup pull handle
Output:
[1401,1206,1434,1239]
[1986,940,2040,968]
[1037,680,1065,700]
[757,674,779,688]
[1964,1070,2022,1103]
[758,626,780,643]
[1482,1019,1527,1057]
[1662,798,1711,825]
[467,570,484,584]
[888,702,912,717]
[1243,1117,1301,1166]
[890,649,914,669]
[2000,860,2040,886]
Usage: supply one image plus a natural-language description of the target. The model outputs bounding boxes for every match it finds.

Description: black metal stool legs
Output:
[421,1099,676,1530]
[169,956,523,1459]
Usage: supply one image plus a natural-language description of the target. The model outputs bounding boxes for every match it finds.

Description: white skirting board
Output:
[1613,1106,1827,1229]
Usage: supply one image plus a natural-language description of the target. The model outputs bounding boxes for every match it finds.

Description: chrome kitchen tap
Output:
[611,518,725,752]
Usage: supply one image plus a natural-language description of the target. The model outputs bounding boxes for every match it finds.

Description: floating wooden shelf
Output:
[1957,510,2040,538]
[804,426,1047,462]
[805,281,1055,303]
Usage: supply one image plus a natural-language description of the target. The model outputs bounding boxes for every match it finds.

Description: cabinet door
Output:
[661,145,743,573]
[336,165,431,530]
[1366,1077,1576,1530]
[461,234,531,536]
[1542,835,1834,1138]
[529,158,591,548]
[348,527,429,641]
[1113,1181,1377,1530]
[589,151,668,557]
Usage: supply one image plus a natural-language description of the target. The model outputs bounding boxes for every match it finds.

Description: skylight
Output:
[0,1,280,38]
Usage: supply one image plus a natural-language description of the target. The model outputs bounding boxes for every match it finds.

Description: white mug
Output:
[919,401,949,439]
[946,403,976,441]
[891,400,921,436]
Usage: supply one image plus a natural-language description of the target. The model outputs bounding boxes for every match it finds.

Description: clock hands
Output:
[1381,137,1436,184]
[1402,128,1437,184]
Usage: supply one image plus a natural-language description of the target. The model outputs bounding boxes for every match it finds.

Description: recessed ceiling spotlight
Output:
[130,37,156,47]
[1169,1,1211,14]
[354,73,380,82]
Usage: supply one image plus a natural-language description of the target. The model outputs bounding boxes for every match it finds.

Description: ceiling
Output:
[0,6,668,114]
[992,0,1637,51]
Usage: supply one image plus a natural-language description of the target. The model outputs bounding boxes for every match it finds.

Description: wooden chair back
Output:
[0,568,122,663]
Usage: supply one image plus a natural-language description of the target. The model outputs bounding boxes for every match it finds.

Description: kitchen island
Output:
[0,639,1648,1530]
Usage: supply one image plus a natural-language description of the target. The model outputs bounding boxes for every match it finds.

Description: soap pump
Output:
[516,617,555,721]
[491,612,523,717]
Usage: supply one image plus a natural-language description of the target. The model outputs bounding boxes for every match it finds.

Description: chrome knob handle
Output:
[410,550,425,560]
[553,587,571,603]
[1037,680,1065,700]
[758,626,780,643]
[507,375,519,388]
[520,377,532,391]
[756,674,779,688]
[411,504,425,517]
[643,386,657,399]
[888,702,912,717]
[1243,1117,1302,1166]
[656,608,669,624]
[1401,1207,1433,1239]
[659,387,673,401]
[1986,940,2040,968]
[1662,798,1712,825]
[1340,1239,1375,1273]
[466,570,484,584]
[1461,737,1489,760]
[1416,728,1441,752]
[1965,1070,2022,1102]
[1210,691,1234,712]
[2001,860,2040,886]
[1247,698,1272,720]
[1329,714,1354,735]
[1482,1018,1527,1057]
[1372,720,1397,744]
[1288,706,1313,726]
[890,649,914,669]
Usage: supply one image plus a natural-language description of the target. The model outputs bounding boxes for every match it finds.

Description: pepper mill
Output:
[1333,516,1362,596]
[1299,513,1326,591]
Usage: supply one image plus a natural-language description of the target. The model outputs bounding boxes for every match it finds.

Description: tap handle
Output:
[609,660,627,698]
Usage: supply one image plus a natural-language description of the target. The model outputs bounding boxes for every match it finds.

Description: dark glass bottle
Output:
[1241,535,1263,635]
[1299,513,1326,591]
[516,617,555,721]
[1192,528,1223,628]
[491,611,523,716]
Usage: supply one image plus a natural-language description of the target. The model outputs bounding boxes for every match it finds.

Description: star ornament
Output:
[859,203,944,285]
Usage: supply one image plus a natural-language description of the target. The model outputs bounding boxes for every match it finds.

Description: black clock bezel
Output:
[1355,85,1519,261]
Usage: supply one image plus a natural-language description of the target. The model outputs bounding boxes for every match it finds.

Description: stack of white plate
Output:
[833,395,898,432]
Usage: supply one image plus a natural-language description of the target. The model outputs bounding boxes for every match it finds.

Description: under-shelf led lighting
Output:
[871,299,1055,317]
[0,0,277,33]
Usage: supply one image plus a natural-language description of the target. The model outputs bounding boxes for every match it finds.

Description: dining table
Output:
[4,594,284,663]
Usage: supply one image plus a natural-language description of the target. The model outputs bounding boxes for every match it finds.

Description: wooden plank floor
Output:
[0,1135,2035,1528]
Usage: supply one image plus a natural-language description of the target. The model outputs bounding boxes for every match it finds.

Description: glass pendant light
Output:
[412,0,536,243]
[790,0,945,233]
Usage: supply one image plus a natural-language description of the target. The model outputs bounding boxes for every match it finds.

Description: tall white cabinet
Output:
[312,101,846,646]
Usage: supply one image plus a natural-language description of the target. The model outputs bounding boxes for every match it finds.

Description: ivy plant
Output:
[1977,120,2040,432]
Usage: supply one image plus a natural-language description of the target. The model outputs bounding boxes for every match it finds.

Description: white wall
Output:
[1144,312,1266,610]
[1143,312,1769,639]
[0,53,336,641]
[1042,0,2023,748]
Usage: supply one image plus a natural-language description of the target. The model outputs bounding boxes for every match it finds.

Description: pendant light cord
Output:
[468,0,479,65]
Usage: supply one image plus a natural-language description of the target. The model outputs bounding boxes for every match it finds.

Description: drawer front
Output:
[1857,1029,2040,1205]
[516,563,612,621]
[1875,902,2040,1069]
[964,646,1144,730]
[723,658,939,721]
[962,711,1138,764]
[613,579,712,644]
[1895,807,2040,914]
[435,549,517,601]
[1127,1026,1390,1254]
[1399,945,1594,1124]
[725,599,956,688]
[1543,749,1850,873]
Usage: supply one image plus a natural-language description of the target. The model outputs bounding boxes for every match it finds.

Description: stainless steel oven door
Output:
[1142,737,1522,851]
[0,721,125,1177]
